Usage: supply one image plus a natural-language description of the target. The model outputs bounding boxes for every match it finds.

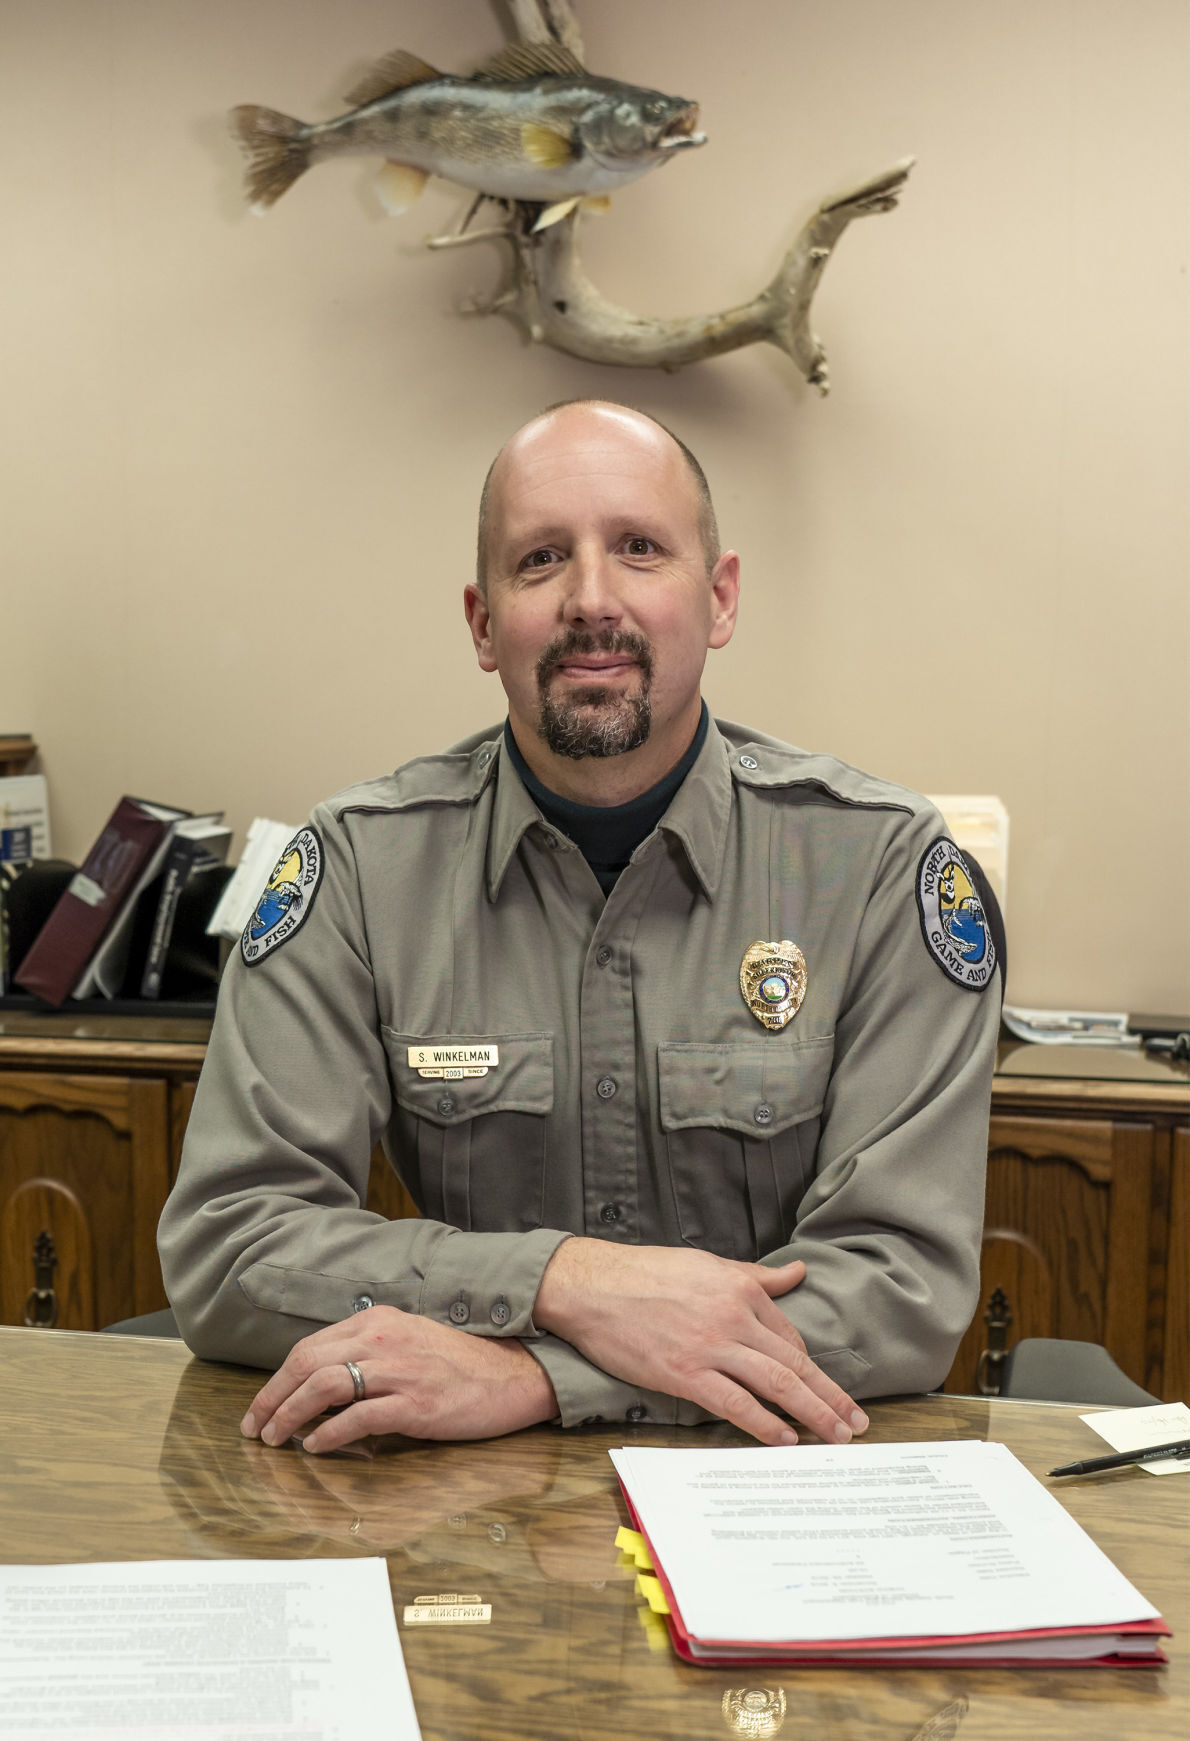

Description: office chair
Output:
[101,1308,180,1337]
[995,1338,1159,1406]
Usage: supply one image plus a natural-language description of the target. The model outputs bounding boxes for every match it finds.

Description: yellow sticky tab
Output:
[637,1605,671,1651]
[635,1572,670,1615]
[614,1526,654,1570]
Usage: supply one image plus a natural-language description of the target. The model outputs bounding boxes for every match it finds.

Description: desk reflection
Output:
[2,1331,1179,1741]
[159,1361,625,1587]
[152,1363,1008,1741]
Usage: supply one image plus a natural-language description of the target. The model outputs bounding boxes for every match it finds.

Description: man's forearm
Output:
[533,1237,866,1446]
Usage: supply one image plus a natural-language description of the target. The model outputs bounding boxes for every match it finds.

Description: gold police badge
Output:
[739,940,807,1031]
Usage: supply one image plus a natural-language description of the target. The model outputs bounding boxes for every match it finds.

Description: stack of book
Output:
[9,797,232,1006]
[0,772,58,996]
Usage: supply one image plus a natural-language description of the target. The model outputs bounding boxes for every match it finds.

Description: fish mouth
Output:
[658,103,706,150]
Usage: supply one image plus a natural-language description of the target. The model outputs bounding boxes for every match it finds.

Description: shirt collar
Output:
[484,712,732,902]
[654,713,731,900]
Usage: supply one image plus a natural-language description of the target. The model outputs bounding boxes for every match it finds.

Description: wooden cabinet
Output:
[0,1072,171,1329]
[0,1017,206,1330]
[0,1011,416,1331]
[945,1044,1190,1403]
[2,1019,1186,1400]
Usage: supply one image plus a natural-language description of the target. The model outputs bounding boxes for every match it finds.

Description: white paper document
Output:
[1081,1401,1190,1474]
[0,1558,420,1741]
[0,774,50,858]
[206,817,299,939]
[611,1440,1160,1646]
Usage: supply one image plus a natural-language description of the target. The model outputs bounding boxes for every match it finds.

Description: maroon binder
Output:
[14,797,188,1006]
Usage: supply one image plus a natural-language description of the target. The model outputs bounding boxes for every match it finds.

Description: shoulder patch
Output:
[241,826,324,966]
[916,838,997,992]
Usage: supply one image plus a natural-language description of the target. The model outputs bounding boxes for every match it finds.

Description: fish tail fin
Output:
[230,105,311,211]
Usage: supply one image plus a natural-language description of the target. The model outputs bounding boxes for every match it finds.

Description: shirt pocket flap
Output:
[383,1030,554,1127]
[658,1037,835,1139]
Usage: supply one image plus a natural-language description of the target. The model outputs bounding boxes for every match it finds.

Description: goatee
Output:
[535,629,654,761]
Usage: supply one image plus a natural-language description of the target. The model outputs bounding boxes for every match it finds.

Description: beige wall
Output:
[3,0,1188,1011]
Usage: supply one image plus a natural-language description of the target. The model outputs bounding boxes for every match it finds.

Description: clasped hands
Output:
[240,1239,868,1455]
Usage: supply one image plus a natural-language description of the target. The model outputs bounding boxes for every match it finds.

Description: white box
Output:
[925,793,1009,916]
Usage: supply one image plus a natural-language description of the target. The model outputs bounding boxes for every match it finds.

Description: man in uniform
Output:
[158,400,1000,1455]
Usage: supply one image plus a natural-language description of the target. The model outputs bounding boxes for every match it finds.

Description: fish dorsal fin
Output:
[521,121,575,169]
[345,49,443,109]
[472,40,586,84]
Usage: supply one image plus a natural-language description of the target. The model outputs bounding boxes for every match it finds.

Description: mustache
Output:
[534,629,654,687]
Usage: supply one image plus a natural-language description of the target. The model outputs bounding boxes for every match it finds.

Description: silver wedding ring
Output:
[344,1359,366,1403]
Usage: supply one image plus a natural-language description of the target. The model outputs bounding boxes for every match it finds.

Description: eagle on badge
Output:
[249,846,304,942]
[937,858,988,962]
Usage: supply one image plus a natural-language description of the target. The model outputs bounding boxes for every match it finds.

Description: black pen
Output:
[1049,1438,1190,1477]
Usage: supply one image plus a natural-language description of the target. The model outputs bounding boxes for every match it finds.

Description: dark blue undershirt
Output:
[503,702,709,895]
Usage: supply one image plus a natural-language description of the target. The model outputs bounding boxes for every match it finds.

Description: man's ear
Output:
[463,582,499,673]
[708,551,741,650]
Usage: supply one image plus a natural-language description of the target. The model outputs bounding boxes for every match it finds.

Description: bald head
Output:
[476,400,720,593]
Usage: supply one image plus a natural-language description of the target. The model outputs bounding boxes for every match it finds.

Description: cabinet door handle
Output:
[976,1285,1013,1396]
[22,1229,59,1329]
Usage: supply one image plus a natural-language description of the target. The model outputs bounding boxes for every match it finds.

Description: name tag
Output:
[407,1044,499,1080]
[403,1593,491,1626]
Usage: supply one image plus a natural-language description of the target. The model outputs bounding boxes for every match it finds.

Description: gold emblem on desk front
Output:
[722,1687,787,1737]
[740,941,806,1031]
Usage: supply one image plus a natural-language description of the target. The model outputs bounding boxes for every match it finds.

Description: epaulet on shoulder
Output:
[325,738,499,821]
[716,719,922,816]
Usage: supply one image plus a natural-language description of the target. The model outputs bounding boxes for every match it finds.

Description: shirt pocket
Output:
[381,1030,554,1232]
[658,1037,834,1259]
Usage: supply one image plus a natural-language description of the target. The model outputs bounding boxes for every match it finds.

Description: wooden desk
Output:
[0,1327,1184,1740]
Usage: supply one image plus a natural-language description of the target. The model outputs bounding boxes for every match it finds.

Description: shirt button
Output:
[739,754,759,770]
[490,1298,512,1327]
[754,1102,775,1126]
[437,1094,456,1117]
[488,1522,507,1544]
[477,748,491,767]
[625,1404,648,1422]
[351,1293,374,1314]
[599,1203,621,1224]
[449,1299,470,1325]
[595,945,613,967]
[596,1075,617,1099]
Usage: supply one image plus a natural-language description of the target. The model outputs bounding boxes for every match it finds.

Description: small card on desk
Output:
[1081,1402,1190,1474]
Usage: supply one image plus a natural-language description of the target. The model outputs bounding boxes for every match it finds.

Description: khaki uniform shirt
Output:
[158,717,999,1426]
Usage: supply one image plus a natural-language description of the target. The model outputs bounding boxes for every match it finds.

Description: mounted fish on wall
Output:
[232,41,705,233]
[229,0,914,392]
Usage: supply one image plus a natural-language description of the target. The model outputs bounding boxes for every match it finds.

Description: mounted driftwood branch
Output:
[431,0,914,393]
[507,0,585,59]
[432,159,913,392]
